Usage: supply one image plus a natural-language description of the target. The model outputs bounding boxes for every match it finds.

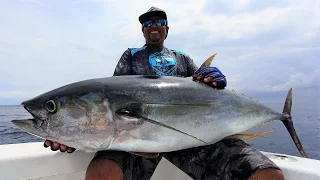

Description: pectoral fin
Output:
[231,130,277,141]
[117,103,208,144]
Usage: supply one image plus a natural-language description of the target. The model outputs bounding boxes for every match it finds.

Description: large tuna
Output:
[11,54,308,158]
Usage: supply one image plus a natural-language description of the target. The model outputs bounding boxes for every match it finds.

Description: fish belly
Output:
[108,104,279,152]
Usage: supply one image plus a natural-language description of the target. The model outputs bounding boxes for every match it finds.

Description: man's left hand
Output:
[192,67,227,89]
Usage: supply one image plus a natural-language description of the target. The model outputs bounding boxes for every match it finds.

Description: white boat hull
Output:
[0,142,319,180]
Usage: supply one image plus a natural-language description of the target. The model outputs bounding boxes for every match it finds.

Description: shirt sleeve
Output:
[183,54,199,77]
[113,49,133,76]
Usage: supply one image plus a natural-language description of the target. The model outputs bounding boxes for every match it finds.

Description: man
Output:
[44,7,285,180]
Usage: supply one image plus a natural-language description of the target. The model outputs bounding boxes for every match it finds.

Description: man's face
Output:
[142,16,169,46]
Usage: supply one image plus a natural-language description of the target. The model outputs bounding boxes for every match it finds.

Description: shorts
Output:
[92,137,280,180]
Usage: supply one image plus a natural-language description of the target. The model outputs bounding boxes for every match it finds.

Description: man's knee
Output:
[249,168,285,180]
[85,158,123,180]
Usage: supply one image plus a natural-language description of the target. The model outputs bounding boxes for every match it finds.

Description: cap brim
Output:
[139,11,167,24]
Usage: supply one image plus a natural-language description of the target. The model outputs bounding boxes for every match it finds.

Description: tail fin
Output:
[281,88,308,158]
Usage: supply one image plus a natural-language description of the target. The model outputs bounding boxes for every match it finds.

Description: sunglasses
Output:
[142,19,167,28]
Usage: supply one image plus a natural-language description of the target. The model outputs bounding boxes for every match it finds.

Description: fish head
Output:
[12,84,115,150]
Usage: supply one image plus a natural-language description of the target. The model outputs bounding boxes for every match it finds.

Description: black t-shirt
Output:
[113,44,198,77]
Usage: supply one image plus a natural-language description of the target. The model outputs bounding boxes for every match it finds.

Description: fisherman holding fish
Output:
[42,6,285,180]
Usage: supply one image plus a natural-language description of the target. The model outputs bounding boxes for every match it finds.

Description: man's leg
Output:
[161,137,285,180]
[85,150,162,180]
[85,139,285,180]
[210,137,285,180]
[85,158,285,180]
[249,168,285,180]
[85,158,123,180]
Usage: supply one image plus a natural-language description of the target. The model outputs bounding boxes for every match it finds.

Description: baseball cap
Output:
[138,6,167,24]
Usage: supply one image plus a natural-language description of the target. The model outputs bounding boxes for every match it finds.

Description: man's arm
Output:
[184,55,199,77]
[183,54,227,89]
[113,49,133,76]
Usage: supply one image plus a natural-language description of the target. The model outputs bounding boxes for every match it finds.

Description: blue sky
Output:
[0,0,319,111]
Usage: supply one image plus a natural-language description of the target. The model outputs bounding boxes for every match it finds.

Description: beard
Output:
[149,33,161,42]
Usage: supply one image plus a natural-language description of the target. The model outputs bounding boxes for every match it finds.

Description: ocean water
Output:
[0,105,42,144]
[0,105,319,160]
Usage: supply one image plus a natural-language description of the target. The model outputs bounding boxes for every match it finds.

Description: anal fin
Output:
[231,130,277,141]
[130,152,159,158]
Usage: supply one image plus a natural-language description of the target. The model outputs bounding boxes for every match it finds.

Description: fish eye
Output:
[45,100,57,113]
[117,109,134,117]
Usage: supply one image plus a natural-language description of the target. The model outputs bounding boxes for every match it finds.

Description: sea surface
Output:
[0,105,319,160]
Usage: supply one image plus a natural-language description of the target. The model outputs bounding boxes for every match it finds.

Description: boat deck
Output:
[0,142,319,180]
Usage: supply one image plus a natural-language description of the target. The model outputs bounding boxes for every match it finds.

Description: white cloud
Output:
[0,89,46,99]
[268,69,320,92]
[0,0,319,105]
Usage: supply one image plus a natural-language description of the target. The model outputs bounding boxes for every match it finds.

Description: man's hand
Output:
[44,139,76,153]
[192,66,227,89]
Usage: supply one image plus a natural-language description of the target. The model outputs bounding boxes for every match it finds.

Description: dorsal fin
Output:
[199,53,217,68]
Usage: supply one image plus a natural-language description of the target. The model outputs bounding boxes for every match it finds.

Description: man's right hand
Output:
[44,139,76,153]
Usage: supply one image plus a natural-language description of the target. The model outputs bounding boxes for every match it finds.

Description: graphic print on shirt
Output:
[149,51,177,76]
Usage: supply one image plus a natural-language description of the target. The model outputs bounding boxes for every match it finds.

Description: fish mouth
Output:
[11,118,43,129]
[11,118,36,126]
[21,102,46,128]
[32,118,44,128]
[11,118,47,139]
[26,116,44,128]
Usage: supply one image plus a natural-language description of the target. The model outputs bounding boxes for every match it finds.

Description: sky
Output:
[0,0,319,112]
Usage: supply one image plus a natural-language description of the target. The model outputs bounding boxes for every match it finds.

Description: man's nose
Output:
[151,23,158,27]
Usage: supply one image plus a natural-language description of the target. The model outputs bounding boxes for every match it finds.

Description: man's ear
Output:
[142,27,147,39]
[165,26,169,39]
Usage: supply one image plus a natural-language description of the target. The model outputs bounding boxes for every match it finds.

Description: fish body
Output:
[11,55,308,158]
